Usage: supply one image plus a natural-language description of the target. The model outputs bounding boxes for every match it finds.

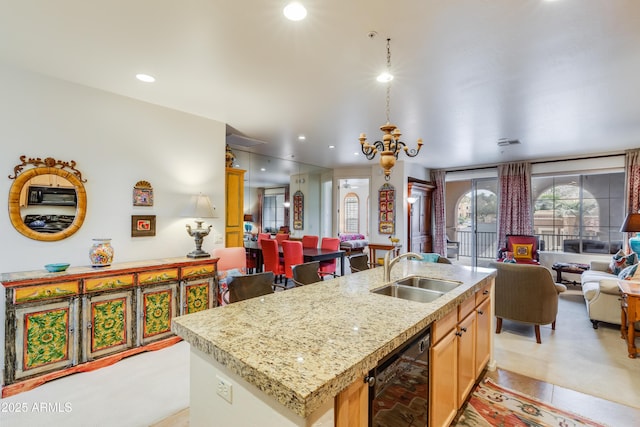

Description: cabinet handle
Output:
[455,331,463,337]
[477,310,484,315]
[461,327,467,333]
[87,322,92,329]
[483,290,489,295]
[364,376,376,387]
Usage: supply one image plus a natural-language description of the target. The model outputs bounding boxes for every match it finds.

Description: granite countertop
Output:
[172,260,496,418]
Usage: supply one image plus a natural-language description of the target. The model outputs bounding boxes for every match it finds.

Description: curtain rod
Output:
[444,152,624,174]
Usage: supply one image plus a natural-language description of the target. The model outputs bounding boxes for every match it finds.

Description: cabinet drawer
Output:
[138,268,179,285]
[475,281,492,306]
[85,274,135,292]
[459,295,475,320]
[432,307,457,343]
[182,264,216,279]
[14,281,80,304]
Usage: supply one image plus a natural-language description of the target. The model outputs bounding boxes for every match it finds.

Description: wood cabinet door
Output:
[457,311,476,406]
[429,329,457,427]
[475,297,491,375]
[83,291,133,361]
[225,168,245,247]
[14,299,79,380]
[180,278,214,315]
[138,283,178,345]
[335,377,368,427]
[407,181,434,254]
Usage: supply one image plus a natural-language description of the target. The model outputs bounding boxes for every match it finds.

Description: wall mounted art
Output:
[378,183,395,234]
[133,181,153,206]
[131,215,156,237]
[293,190,304,230]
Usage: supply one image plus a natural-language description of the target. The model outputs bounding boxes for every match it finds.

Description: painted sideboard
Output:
[1,256,218,398]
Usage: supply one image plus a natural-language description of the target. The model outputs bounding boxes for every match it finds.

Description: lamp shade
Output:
[620,213,640,232]
[182,194,217,219]
[243,214,254,222]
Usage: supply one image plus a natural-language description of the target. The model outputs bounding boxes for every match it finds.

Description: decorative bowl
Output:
[45,263,70,273]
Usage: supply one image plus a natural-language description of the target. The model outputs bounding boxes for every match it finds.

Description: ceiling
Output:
[2,0,640,173]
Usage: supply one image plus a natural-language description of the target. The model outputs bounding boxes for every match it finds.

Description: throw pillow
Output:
[217,268,245,305]
[512,243,533,261]
[618,263,639,280]
[609,250,638,275]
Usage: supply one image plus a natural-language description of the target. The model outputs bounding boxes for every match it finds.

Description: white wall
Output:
[0,63,226,368]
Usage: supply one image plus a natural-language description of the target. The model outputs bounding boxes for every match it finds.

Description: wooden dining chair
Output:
[301,235,319,248]
[260,239,286,289]
[319,237,340,279]
[282,240,304,287]
[291,261,321,286]
[226,271,275,303]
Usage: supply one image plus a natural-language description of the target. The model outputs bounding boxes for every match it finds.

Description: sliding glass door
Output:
[446,178,498,267]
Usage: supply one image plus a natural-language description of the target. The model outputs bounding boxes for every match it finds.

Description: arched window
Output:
[532,173,624,253]
[344,193,359,233]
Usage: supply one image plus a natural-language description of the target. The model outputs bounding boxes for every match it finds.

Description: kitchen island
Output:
[172,260,496,426]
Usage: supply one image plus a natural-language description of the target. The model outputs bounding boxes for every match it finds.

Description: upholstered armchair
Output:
[490,262,565,343]
[497,234,542,264]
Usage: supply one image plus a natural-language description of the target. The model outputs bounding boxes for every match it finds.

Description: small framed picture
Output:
[133,180,154,206]
[131,215,156,237]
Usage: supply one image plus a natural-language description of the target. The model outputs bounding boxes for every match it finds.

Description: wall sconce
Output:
[407,194,418,204]
[182,193,218,258]
[283,201,291,208]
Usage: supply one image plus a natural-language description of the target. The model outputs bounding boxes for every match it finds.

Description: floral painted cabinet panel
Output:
[138,282,178,345]
[14,299,79,381]
[180,277,215,315]
[82,291,134,361]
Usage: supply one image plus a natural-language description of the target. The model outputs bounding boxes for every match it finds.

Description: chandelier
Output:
[359,38,423,181]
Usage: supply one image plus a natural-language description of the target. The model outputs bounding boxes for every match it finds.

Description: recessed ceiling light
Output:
[136,73,155,83]
[283,2,307,21]
[376,72,393,83]
[328,145,335,149]
[260,168,266,172]
[354,152,359,156]
[298,135,306,141]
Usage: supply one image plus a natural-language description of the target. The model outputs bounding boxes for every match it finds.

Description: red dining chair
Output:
[257,233,270,242]
[319,237,340,279]
[260,239,286,289]
[301,235,319,248]
[282,240,304,287]
[274,233,290,245]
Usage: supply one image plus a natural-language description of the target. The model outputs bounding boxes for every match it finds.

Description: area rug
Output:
[455,379,608,427]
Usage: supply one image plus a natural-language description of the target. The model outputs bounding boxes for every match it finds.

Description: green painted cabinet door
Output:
[14,299,79,380]
[82,291,133,361]
[180,278,214,315]
[138,282,178,345]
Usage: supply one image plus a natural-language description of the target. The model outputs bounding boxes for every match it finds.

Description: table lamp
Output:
[183,193,218,258]
[244,214,253,233]
[620,213,640,254]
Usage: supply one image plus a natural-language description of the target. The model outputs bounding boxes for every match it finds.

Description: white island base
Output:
[190,347,335,427]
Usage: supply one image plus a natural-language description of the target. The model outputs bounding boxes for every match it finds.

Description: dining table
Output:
[244,240,346,276]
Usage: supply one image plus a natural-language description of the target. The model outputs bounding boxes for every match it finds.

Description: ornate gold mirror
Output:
[8,155,87,241]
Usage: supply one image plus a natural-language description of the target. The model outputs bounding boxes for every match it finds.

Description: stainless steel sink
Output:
[395,276,462,293]
[371,284,444,303]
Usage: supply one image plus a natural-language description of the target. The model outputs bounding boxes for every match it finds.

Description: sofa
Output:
[338,233,368,255]
[582,260,626,328]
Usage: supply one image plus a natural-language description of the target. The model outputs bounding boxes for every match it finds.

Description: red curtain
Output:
[497,162,533,248]
[431,170,447,257]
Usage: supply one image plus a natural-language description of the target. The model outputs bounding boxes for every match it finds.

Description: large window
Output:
[263,188,286,233]
[532,172,625,254]
[344,193,359,233]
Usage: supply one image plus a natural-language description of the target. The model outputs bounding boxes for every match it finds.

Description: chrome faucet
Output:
[383,251,423,282]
